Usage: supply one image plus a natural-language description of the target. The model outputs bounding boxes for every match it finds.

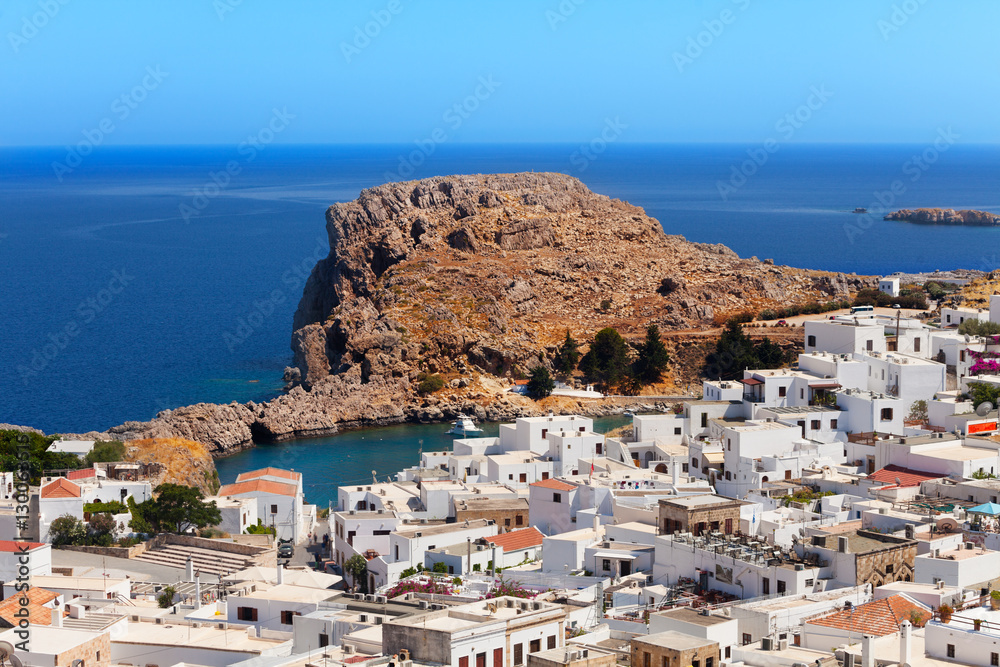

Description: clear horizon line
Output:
[3,140,1000,149]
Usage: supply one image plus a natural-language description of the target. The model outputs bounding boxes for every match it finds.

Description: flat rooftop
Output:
[395,518,494,537]
[766,405,840,415]
[660,494,738,509]
[117,619,287,651]
[635,630,717,651]
[653,606,732,627]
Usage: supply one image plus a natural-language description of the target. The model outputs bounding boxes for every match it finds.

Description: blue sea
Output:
[3,143,1000,436]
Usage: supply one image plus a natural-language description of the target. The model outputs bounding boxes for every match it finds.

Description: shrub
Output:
[599,299,612,312]
[432,561,448,574]
[157,586,177,608]
[657,277,681,296]
[84,440,126,465]
[758,309,777,321]
[417,374,445,394]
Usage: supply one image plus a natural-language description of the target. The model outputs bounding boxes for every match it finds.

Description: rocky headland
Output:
[885,208,1000,226]
[32,173,876,456]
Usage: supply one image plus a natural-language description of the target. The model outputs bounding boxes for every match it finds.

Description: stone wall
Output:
[56,630,110,667]
[456,500,529,532]
[659,498,742,536]
[632,636,720,667]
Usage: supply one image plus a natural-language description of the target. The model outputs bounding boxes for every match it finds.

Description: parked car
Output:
[892,304,901,309]
[776,319,787,326]
[277,542,294,558]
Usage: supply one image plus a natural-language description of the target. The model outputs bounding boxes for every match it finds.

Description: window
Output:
[881,408,893,421]
[530,640,541,654]
[743,633,752,645]
[553,493,562,503]
[603,559,611,571]
[947,645,955,659]
[548,636,556,650]
[777,580,786,594]
[505,518,511,527]
[762,578,769,595]
[881,369,885,380]
[516,515,523,526]
[643,652,650,667]
[692,457,699,469]
[914,338,921,352]
[778,386,786,397]
[682,463,689,473]
[807,335,816,347]
[270,504,278,514]
[237,606,258,621]
[460,657,469,667]
[514,644,524,666]
[477,653,487,667]
[519,473,527,483]
[541,428,547,439]
[701,413,708,428]
[725,471,731,480]
[674,427,682,435]
[541,472,549,480]
[961,350,966,362]
[886,564,894,574]
[706,659,713,667]
[725,647,731,659]
[494,648,503,667]
[395,545,399,560]
[990,652,997,666]
[831,419,838,429]
[280,610,300,625]
[509,474,514,480]
[811,420,821,430]
[805,578,814,586]
[662,657,668,667]
[319,634,329,648]
[373,529,390,536]
[867,340,874,351]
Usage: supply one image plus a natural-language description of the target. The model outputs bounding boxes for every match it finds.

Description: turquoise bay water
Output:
[214,416,632,507]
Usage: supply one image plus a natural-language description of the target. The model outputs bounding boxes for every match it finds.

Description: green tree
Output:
[527,366,555,398]
[580,328,631,390]
[150,483,222,534]
[84,440,126,465]
[633,324,670,385]
[432,561,448,574]
[555,330,580,375]
[754,336,786,368]
[345,554,369,593]
[87,512,116,547]
[959,319,1000,337]
[968,382,1000,410]
[0,431,82,485]
[157,585,177,609]
[49,514,86,547]
[703,321,785,380]
[908,400,929,421]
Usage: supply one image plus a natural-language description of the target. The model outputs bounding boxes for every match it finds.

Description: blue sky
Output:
[2,0,997,145]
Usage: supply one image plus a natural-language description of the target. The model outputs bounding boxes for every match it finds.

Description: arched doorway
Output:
[655,463,668,474]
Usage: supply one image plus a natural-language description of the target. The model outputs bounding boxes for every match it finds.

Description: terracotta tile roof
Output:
[40,477,81,499]
[0,587,59,628]
[869,465,943,488]
[66,468,98,481]
[530,478,575,492]
[0,540,46,553]
[486,527,544,552]
[219,479,298,498]
[807,595,929,637]
[343,655,379,664]
[236,467,302,483]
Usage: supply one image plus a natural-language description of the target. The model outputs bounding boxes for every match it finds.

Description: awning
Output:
[739,378,763,386]
[592,552,638,560]
[702,452,724,464]
[809,382,841,389]
[969,502,1000,516]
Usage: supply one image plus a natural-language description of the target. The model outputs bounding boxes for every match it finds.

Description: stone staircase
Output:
[134,543,257,577]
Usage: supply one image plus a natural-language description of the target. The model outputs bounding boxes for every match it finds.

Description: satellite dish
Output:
[0,641,23,667]
[977,402,995,417]
[895,477,902,487]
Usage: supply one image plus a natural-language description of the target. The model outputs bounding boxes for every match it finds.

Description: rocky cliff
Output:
[885,208,1000,226]
[47,173,875,455]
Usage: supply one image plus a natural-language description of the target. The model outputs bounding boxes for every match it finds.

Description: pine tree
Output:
[555,330,580,375]
[580,328,630,390]
[634,324,670,385]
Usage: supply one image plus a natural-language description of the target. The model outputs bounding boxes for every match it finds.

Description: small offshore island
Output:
[885,207,1000,226]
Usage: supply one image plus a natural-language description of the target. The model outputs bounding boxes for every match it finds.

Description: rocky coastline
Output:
[13,173,877,457]
[885,208,1000,226]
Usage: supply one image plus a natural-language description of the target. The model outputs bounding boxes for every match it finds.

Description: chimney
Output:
[593,514,600,533]
[51,608,62,628]
[899,620,912,667]
[185,555,194,582]
[490,544,499,576]
[839,536,850,553]
[276,563,284,585]
[195,573,202,607]
[862,635,875,667]
[671,461,680,486]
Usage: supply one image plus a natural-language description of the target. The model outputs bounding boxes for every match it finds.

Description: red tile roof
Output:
[66,468,98,481]
[343,655,379,664]
[236,467,302,483]
[219,479,298,498]
[0,540,46,553]
[530,478,575,492]
[486,527,544,552]
[0,587,59,627]
[807,595,929,637]
[869,465,943,488]
[40,477,81,499]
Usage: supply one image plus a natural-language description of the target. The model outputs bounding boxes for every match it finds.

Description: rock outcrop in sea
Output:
[885,208,1000,226]
[41,173,877,455]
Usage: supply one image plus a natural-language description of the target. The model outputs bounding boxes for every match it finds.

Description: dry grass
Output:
[125,437,219,496]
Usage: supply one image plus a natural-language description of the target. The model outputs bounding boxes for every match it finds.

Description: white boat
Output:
[447,414,483,436]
